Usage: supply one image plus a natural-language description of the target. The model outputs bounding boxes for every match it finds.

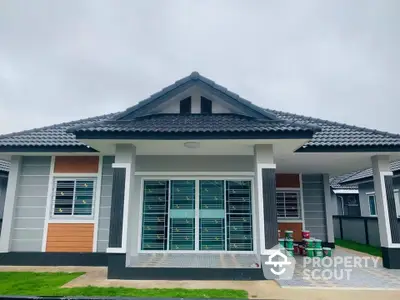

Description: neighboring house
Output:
[0,160,10,231]
[0,72,400,279]
[330,173,360,216]
[338,161,400,218]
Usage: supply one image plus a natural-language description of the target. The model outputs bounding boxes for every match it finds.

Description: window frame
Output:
[200,97,212,114]
[276,188,302,221]
[137,177,256,254]
[50,177,97,220]
[179,97,192,115]
[367,193,377,216]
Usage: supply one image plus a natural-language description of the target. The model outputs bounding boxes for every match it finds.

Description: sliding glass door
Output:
[140,179,253,252]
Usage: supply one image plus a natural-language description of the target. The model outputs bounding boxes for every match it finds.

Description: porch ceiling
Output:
[82,139,400,176]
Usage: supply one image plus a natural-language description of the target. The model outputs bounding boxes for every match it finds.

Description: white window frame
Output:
[276,188,303,221]
[50,177,97,221]
[367,193,377,216]
[137,176,256,254]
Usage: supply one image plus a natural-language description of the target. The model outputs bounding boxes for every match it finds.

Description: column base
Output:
[382,247,400,269]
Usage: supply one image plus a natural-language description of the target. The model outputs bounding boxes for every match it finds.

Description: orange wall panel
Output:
[276,174,300,188]
[46,223,94,252]
[278,222,303,241]
[54,156,99,173]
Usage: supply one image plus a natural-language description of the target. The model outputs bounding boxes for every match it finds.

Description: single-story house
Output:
[336,161,400,218]
[0,72,400,280]
[0,160,10,232]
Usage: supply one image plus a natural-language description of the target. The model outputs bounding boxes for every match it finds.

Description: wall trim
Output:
[41,156,55,252]
[92,155,104,252]
[0,156,22,252]
[106,247,126,253]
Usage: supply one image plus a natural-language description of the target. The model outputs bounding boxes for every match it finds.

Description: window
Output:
[180,97,191,114]
[140,179,253,251]
[394,190,400,217]
[276,190,301,219]
[52,179,95,217]
[368,194,377,216]
[201,97,212,114]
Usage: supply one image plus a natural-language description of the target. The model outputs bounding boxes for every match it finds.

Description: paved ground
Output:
[277,246,400,289]
[1,247,400,299]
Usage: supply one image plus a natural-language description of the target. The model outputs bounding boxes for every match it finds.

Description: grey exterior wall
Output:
[11,156,51,251]
[359,177,400,217]
[302,174,327,241]
[135,155,254,172]
[97,156,114,252]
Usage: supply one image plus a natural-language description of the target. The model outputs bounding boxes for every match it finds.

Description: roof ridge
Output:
[265,108,400,138]
[0,112,119,140]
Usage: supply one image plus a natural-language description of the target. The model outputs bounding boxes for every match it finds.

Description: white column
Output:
[323,174,335,244]
[254,144,276,255]
[371,155,394,248]
[0,156,21,252]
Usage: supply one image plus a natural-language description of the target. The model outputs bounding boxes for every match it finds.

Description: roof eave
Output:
[0,145,99,153]
[73,130,316,140]
[296,145,400,153]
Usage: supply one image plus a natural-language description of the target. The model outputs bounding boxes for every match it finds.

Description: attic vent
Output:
[180,97,191,114]
[201,97,212,114]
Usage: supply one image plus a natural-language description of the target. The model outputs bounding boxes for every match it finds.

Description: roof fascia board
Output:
[0,146,98,153]
[73,130,315,140]
[296,145,400,153]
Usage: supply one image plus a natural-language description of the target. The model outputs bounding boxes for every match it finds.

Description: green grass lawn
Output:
[0,272,247,298]
[335,239,382,257]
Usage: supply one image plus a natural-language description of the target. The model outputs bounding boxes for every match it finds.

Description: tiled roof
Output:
[0,160,10,172]
[340,161,400,184]
[0,72,400,151]
[69,114,318,134]
[0,113,119,149]
[329,172,360,190]
[266,109,400,150]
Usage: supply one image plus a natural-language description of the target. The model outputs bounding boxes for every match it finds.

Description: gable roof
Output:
[0,72,400,152]
[338,160,400,185]
[115,71,278,120]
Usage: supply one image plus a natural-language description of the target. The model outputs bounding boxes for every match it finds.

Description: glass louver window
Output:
[199,180,225,250]
[226,180,253,251]
[140,179,253,252]
[53,179,95,216]
[276,190,301,219]
[141,181,169,250]
[169,180,196,250]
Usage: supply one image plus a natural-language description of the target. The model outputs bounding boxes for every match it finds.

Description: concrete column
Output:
[0,156,21,252]
[107,144,136,254]
[254,145,277,255]
[371,155,400,268]
[323,174,335,246]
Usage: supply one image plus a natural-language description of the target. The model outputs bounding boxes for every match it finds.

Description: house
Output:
[0,160,10,232]
[0,72,400,280]
[336,161,400,218]
[330,173,360,216]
